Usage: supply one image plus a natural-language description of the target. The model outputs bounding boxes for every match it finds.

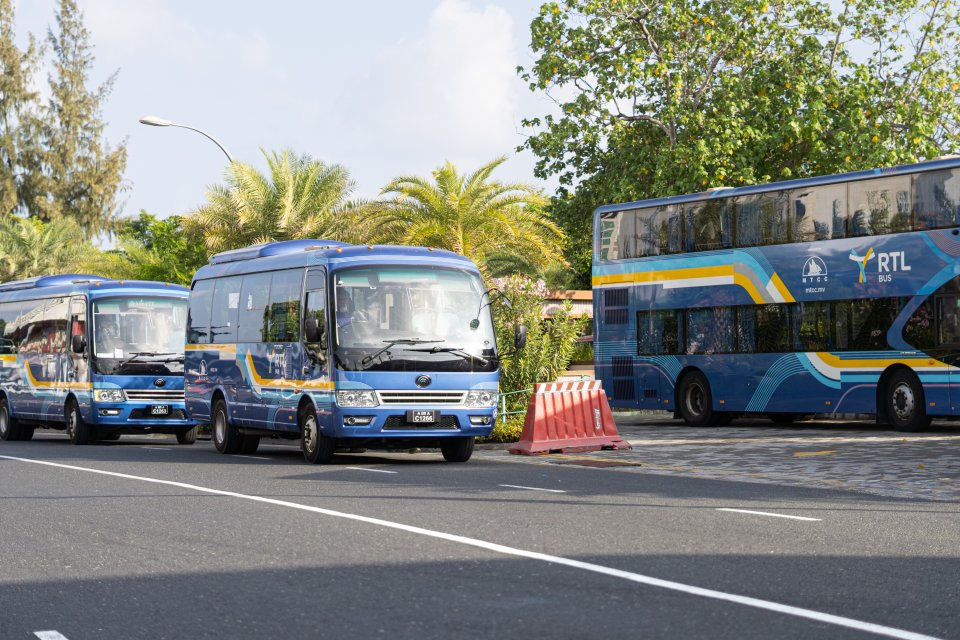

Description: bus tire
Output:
[66,399,91,445]
[440,436,474,462]
[176,426,197,445]
[886,370,932,433]
[0,397,21,441]
[301,405,334,464]
[212,398,242,454]
[239,435,260,454]
[677,371,718,428]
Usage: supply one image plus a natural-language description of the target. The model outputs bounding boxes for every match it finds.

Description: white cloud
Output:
[344,0,521,170]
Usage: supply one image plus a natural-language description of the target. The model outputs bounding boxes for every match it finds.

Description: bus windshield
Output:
[92,296,188,375]
[332,266,497,372]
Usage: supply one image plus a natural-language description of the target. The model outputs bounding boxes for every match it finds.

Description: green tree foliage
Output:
[491,275,581,412]
[0,0,40,217]
[81,212,207,285]
[188,149,358,255]
[0,214,87,281]
[363,156,564,279]
[19,0,126,237]
[521,0,960,283]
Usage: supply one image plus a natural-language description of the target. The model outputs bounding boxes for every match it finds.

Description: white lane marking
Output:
[625,435,960,446]
[344,466,398,474]
[0,454,938,640]
[34,632,70,640]
[232,455,271,461]
[498,484,566,494]
[718,508,821,522]
[140,446,171,451]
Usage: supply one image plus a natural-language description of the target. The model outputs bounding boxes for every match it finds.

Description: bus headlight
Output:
[94,389,127,403]
[336,390,378,407]
[465,390,498,408]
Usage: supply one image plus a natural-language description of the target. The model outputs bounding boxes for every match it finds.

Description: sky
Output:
[14,0,557,220]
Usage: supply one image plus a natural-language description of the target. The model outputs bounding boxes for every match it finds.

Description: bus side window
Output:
[937,296,960,346]
[903,298,936,350]
[304,289,327,364]
[188,280,214,344]
[913,169,960,230]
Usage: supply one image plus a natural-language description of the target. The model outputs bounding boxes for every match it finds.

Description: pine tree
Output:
[0,0,40,217]
[21,0,126,238]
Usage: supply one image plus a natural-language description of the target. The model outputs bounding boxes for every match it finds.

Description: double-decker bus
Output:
[593,156,960,431]
[0,275,196,444]
[185,240,515,464]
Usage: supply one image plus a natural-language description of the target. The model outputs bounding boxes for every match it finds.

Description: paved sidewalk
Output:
[482,413,960,502]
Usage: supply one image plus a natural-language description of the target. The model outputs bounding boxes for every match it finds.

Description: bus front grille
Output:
[125,389,185,402]
[383,415,460,429]
[377,391,466,405]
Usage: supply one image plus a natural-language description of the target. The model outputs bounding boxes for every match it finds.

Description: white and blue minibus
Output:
[0,275,196,444]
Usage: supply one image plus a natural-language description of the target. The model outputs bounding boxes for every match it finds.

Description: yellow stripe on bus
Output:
[244,353,334,390]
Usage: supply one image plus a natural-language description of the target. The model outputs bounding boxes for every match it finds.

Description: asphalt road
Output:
[0,425,958,640]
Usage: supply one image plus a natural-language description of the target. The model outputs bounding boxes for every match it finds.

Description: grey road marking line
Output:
[0,454,940,640]
[717,508,822,522]
[34,632,70,640]
[344,466,398,474]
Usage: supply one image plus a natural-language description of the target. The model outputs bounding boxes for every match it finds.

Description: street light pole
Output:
[138,115,234,163]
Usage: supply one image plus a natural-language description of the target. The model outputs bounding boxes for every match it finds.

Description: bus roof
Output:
[0,274,189,300]
[593,155,960,217]
[194,240,478,281]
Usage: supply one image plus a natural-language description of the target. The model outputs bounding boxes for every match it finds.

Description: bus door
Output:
[68,297,88,388]
[296,268,330,428]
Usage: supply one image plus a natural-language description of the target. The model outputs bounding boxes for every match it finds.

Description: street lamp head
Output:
[139,115,173,127]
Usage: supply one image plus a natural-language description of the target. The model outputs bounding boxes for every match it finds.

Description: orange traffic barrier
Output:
[508,380,631,455]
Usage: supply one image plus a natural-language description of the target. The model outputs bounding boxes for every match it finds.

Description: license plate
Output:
[406,410,438,424]
[149,404,170,416]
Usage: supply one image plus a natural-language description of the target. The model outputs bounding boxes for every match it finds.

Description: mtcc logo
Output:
[801,257,828,283]
[849,247,910,284]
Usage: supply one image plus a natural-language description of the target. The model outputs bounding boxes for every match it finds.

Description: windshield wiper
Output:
[360,339,443,366]
[117,352,177,368]
[409,346,489,366]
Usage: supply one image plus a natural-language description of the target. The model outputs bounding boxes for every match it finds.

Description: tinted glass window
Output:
[595,210,639,260]
[913,169,960,230]
[796,302,829,351]
[187,280,214,345]
[791,183,846,241]
[238,273,272,343]
[847,176,911,237]
[638,310,681,355]
[838,298,899,350]
[0,301,21,354]
[210,277,241,344]
[685,200,729,251]
[686,307,733,354]
[266,269,303,342]
[734,191,789,247]
[42,297,68,354]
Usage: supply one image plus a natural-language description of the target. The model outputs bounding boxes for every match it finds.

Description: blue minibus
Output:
[0,275,196,443]
[593,156,960,431]
[185,240,513,463]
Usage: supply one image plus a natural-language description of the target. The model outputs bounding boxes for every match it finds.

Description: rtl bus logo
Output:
[849,248,910,283]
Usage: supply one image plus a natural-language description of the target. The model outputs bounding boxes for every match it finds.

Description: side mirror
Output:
[71,334,86,354]
[514,324,527,351]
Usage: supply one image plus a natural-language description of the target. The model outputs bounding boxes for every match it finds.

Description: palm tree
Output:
[187,149,360,255]
[0,214,88,281]
[362,156,564,278]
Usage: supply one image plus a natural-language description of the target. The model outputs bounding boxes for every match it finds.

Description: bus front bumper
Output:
[92,402,197,429]
[328,407,496,439]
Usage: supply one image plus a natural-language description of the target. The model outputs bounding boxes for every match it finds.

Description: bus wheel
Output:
[440,436,474,462]
[240,435,260,454]
[212,399,242,454]
[301,405,334,464]
[886,370,932,433]
[66,400,91,445]
[678,371,717,428]
[0,397,21,441]
[176,426,197,445]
